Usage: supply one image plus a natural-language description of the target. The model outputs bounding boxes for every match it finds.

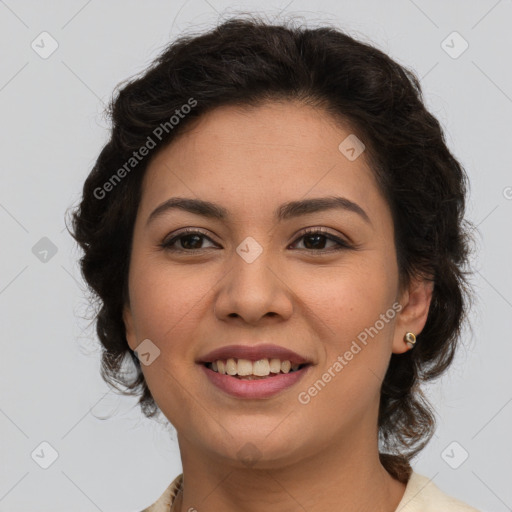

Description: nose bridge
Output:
[214,237,292,323]
[233,240,274,291]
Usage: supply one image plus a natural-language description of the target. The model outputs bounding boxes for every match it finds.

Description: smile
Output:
[200,360,312,399]
[204,357,307,379]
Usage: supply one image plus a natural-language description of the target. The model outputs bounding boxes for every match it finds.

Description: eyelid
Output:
[161,227,218,247]
[160,226,353,252]
[295,226,345,239]
[290,226,352,249]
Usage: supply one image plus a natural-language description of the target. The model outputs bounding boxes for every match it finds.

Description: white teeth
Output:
[208,357,304,376]
[237,358,253,376]
[269,358,281,373]
[226,358,237,376]
[253,358,270,376]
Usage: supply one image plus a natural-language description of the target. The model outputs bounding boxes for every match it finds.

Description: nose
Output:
[213,248,294,326]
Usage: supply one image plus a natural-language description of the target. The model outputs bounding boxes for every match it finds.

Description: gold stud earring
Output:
[404,332,416,348]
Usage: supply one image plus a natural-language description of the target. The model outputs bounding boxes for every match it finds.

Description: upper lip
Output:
[196,344,312,365]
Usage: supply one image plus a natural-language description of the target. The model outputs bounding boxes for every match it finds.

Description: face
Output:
[123,100,431,469]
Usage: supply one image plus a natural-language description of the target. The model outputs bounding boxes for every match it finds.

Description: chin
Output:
[193,424,313,470]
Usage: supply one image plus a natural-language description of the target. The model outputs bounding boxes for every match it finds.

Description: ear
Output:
[392,275,434,354]
[123,304,138,352]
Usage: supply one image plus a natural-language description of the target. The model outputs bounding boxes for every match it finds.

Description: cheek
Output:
[295,271,396,420]
[295,258,397,404]
[128,261,214,422]
[128,259,218,352]
[297,259,396,339]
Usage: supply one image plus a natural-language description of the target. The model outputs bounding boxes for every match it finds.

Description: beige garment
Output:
[141,473,181,512]
[140,471,481,511]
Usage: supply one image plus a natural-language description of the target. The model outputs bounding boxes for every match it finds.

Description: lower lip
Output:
[200,364,311,399]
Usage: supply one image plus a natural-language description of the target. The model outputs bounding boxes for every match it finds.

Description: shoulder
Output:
[395,471,481,512]
[140,473,183,512]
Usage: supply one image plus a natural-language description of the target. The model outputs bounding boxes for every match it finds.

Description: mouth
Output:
[196,344,314,398]
[202,358,311,380]
[200,359,312,399]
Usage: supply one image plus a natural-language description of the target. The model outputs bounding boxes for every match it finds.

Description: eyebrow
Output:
[146,195,371,227]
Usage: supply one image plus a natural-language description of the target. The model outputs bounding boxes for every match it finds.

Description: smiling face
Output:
[123,100,431,471]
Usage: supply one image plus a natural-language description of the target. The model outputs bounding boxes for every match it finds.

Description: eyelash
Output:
[159,227,353,254]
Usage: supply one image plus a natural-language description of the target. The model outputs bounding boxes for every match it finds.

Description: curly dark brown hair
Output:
[68,14,476,483]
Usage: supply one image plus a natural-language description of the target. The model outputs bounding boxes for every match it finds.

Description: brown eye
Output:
[161,229,217,252]
[290,228,351,252]
[160,227,352,254]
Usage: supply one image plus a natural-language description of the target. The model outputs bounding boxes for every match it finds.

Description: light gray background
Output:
[1,1,511,511]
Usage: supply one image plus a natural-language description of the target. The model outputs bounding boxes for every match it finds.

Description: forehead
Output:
[139,101,388,227]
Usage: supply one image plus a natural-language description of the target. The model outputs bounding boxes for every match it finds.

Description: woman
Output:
[69,15,480,512]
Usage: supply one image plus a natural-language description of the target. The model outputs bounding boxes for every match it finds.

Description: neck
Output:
[173,427,407,512]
